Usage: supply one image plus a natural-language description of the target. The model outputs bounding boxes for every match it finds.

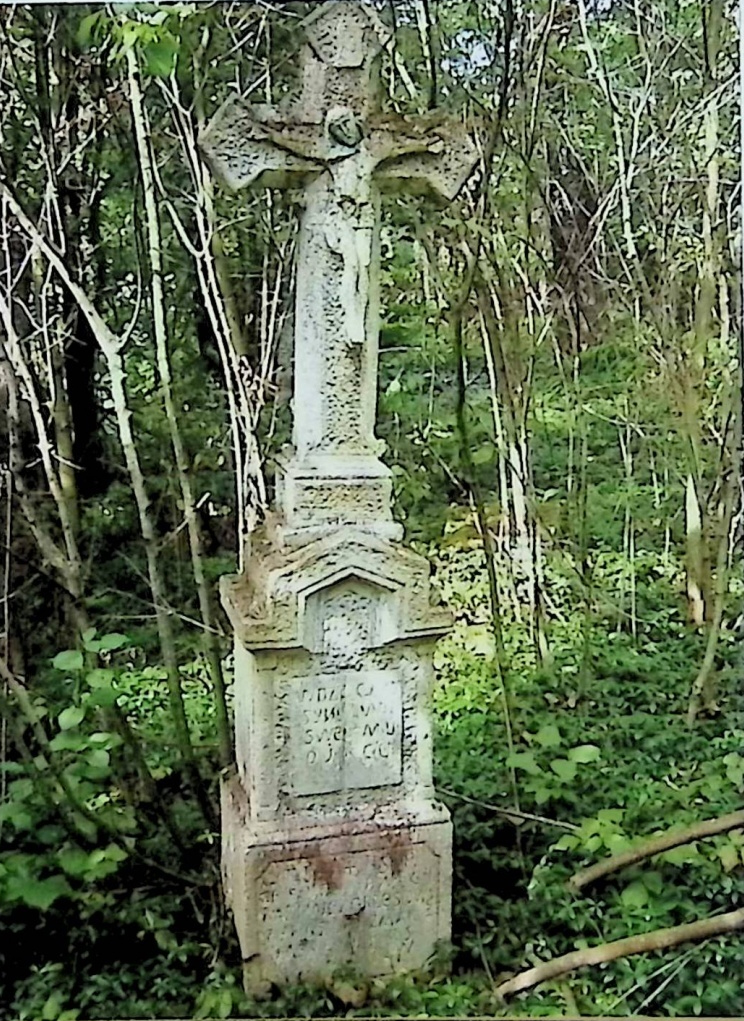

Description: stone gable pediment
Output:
[221,530,450,652]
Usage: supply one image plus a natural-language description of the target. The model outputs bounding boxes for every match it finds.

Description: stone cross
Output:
[204,1,478,993]
[201,1,476,511]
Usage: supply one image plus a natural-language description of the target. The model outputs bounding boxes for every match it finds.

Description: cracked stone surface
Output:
[203,0,477,991]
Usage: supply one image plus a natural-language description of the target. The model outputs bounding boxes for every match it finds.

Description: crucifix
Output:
[201,0,477,535]
[204,4,478,990]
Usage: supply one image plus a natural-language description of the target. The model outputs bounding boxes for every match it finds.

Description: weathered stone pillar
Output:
[201,0,477,991]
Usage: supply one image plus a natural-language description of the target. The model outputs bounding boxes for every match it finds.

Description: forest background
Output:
[0,1,742,1018]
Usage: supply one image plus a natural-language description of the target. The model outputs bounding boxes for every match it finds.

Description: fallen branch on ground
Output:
[437,787,578,831]
[569,809,744,891]
[495,906,744,998]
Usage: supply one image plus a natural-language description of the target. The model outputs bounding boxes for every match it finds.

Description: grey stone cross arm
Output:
[202,99,477,201]
[200,0,478,463]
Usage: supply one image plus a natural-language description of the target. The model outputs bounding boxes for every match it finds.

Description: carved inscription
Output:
[289,671,402,795]
[345,674,401,789]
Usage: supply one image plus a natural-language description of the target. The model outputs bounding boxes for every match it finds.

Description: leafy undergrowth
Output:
[3,542,744,1019]
[437,652,744,1017]
[432,537,744,1018]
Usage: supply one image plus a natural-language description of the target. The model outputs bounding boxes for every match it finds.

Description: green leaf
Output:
[568,744,601,764]
[103,843,128,863]
[37,825,65,846]
[146,10,169,26]
[86,668,115,689]
[642,871,664,895]
[98,633,128,652]
[143,36,177,77]
[597,808,624,824]
[58,706,85,731]
[219,988,232,1019]
[530,782,552,805]
[621,879,648,909]
[89,731,122,749]
[76,11,101,47]
[506,751,541,776]
[535,724,562,748]
[6,874,71,910]
[74,844,128,881]
[58,846,90,878]
[606,833,632,855]
[87,749,110,769]
[550,758,577,782]
[661,843,701,866]
[88,731,112,744]
[42,992,63,1021]
[52,650,84,672]
[555,834,580,851]
[724,753,744,789]
[50,731,87,752]
[0,803,32,830]
[8,778,33,800]
[87,686,119,708]
[718,843,739,873]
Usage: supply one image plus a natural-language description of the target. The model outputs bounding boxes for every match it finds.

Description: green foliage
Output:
[431,533,744,1017]
[2,0,741,1016]
[0,635,146,920]
[0,627,225,1014]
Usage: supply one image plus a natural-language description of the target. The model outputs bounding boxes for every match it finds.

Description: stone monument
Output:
[201,0,477,991]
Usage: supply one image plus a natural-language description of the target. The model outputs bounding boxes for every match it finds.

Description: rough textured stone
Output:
[203,0,477,991]
[222,776,452,990]
[220,526,450,828]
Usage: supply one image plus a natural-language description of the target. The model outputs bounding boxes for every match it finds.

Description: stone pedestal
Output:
[220,524,453,989]
[222,778,451,990]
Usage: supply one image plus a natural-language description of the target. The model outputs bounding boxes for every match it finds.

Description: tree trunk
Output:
[128,48,232,771]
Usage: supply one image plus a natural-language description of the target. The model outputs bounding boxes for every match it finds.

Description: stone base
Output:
[221,775,452,992]
[275,454,404,544]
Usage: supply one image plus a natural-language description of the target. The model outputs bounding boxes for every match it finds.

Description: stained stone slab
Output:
[222,537,448,825]
[220,526,452,653]
[222,776,452,991]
